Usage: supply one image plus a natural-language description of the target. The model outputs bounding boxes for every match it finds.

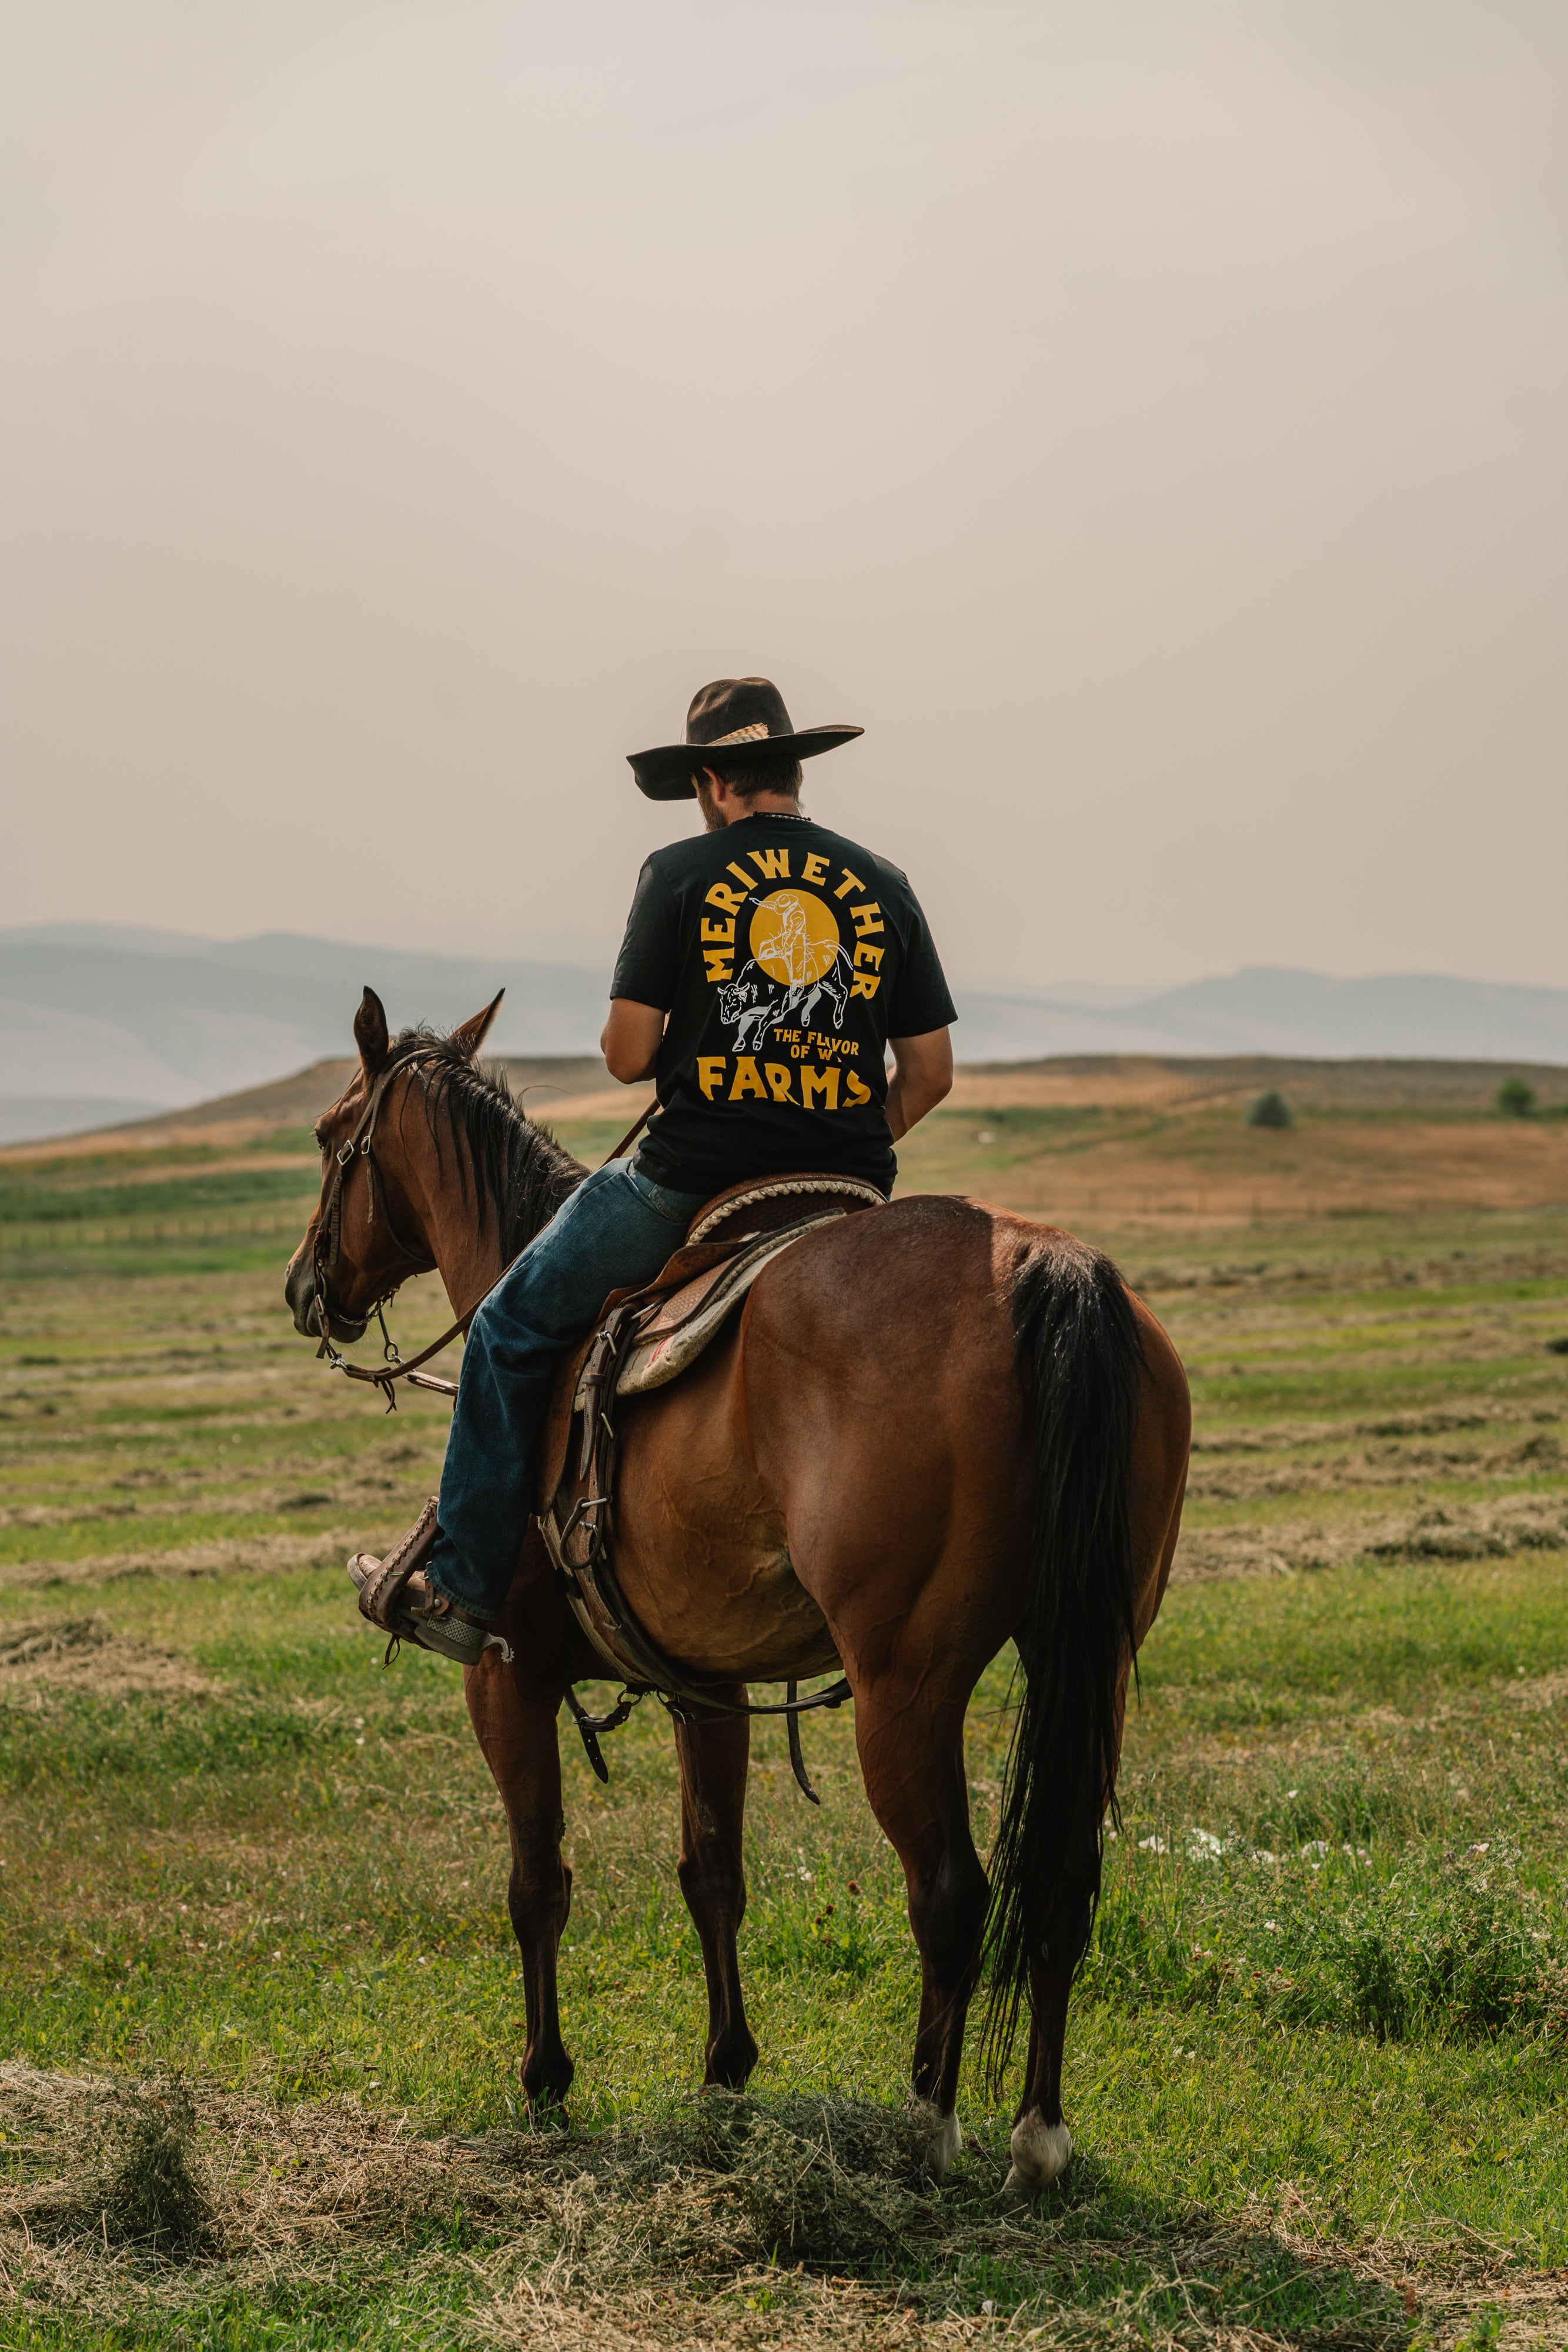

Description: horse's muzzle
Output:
[283,1252,367,1345]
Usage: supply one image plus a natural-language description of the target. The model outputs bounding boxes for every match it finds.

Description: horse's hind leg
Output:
[854,1674,989,2180]
[1008,1405,1188,2200]
[1004,1795,1100,2199]
[673,1698,758,2090]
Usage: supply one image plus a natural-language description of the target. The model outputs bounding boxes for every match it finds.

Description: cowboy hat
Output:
[627,677,863,802]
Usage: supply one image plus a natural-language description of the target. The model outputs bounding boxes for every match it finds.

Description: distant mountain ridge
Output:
[2,924,1565,1145]
[962,969,1568,1065]
[0,928,610,1120]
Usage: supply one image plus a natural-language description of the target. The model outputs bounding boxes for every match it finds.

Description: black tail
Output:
[978,1238,1143,2093]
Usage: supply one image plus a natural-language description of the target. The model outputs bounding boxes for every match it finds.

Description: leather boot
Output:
[347,1499,512,1666]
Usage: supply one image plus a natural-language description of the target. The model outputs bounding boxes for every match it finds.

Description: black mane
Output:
[392,1028,586,1258]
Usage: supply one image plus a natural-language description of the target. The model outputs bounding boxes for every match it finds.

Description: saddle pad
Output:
[614,1211,844,1396]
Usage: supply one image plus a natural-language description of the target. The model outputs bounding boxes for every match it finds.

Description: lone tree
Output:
[1247,1090,1292,1130]
[1496,1077,1536,1118]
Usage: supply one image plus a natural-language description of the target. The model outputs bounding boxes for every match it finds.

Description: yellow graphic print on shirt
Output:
[696,853,885,1114]
[615,818,957,1188]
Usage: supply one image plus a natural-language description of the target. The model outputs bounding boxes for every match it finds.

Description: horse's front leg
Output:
[673,1696,758,2090]
[463,1575,574,2115]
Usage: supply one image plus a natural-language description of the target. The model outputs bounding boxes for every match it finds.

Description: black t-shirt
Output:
[610,812,957,1197]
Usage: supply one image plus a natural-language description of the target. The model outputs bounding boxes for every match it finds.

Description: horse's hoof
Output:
[1004,2112,1072,2200]
[702,2026,759,2092]
[518,2056,573,2125]
[910,2098,962,2181]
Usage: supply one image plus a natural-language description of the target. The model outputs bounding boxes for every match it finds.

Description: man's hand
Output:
[601,999,664,1084]
[885,1027,954,1141]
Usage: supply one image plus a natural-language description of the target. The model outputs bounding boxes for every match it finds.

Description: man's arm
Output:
[884,1026,954,1141]
[601,999,664,1084]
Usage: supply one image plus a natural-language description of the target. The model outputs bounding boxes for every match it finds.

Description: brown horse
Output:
[283,989,1190,2195]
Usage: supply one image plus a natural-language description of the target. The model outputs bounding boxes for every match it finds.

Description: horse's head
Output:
[283,984,503,1340]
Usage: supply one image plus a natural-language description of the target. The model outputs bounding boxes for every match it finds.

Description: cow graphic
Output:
[717,948,853,1053]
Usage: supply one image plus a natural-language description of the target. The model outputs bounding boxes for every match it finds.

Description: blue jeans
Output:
[427,1158,707,1621]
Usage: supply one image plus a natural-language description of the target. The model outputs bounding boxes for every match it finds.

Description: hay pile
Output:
[0,2062,1542,2347]
[0,1614,219,1700]
[2,2067,955,2296]
[11,2074,213,2256]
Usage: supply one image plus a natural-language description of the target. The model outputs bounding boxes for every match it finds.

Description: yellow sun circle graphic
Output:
[748,889,841,987]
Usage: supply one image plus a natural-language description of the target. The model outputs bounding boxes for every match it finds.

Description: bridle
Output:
[311,1045,443,1399]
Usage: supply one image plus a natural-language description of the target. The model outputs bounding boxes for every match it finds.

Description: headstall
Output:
[310,1047,450,1408]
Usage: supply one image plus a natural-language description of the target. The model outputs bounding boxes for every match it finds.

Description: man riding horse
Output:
[290,675,1189,2189]
[349,676,957,1662]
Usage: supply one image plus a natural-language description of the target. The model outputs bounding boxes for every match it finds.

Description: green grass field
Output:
[2,1089,1567,2346]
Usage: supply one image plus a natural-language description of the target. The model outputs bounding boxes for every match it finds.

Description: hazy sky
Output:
[5,0,1565,988]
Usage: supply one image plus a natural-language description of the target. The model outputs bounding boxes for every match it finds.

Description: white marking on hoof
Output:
[910,2097,962,2181]
[1004,2109,1072,2200]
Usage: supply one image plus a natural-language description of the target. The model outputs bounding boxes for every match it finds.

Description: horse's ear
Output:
[354,986,390,1077]
[450,988,504,1061]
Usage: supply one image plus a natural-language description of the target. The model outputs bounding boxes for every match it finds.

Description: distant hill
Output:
[0,927,611,1128]
[0,1054,647,1157]
[11,1047,1567,1164]
[0,1095,171,1147]
[950,970,1568,1065]
[3,924,1566,1146]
